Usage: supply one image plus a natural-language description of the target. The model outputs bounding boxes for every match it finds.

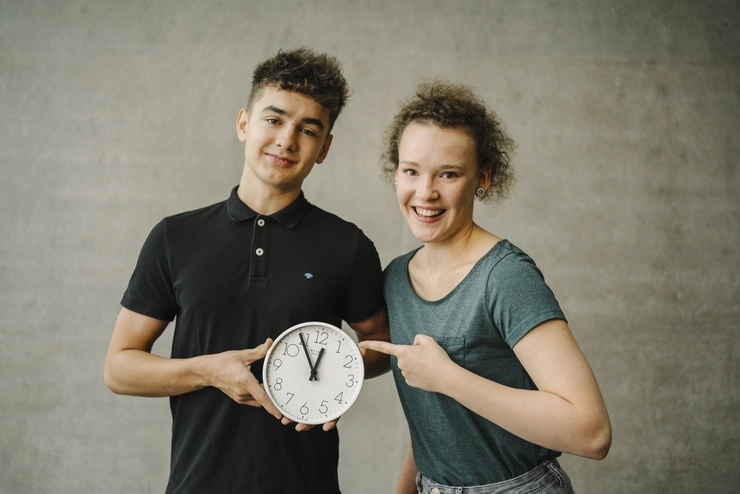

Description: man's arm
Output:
[104,307,282,418]
[347,306,391,379]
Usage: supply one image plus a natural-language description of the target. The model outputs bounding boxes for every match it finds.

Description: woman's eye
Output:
[442,172,457,179]
[404,169,416,176]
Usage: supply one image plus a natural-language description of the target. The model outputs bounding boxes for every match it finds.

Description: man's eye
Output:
[266,118,279,124]
[301,128,317,137]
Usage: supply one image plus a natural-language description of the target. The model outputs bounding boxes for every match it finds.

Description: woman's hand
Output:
[359,334,454,393]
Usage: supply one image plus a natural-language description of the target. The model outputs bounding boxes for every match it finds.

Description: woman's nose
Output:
[415,177,438,200]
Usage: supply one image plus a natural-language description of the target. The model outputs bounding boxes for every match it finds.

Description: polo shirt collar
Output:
[226,186,309,228]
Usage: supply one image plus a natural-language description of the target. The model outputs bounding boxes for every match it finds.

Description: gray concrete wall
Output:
[2,1,738,492]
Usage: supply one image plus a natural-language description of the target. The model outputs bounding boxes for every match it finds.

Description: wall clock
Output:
[263,321,364,425]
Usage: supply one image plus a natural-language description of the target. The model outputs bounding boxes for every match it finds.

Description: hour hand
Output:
[299,333,315,381]
[311,348,326,381]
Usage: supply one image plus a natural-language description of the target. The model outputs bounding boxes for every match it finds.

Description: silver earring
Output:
[475,187,486,199]
[394,181,397,190]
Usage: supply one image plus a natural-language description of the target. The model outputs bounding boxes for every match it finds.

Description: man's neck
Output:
[236,176,302,216]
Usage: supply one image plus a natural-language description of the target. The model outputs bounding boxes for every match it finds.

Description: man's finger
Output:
[243,371,282,420]
[295,422,315,432]
[322,417,340,431]
[242,338,273,364]
[358,340,403,356]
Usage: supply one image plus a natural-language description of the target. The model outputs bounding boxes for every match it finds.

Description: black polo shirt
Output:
[121,186,384,494]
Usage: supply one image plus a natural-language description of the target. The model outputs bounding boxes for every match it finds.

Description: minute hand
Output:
[299,333,316,381]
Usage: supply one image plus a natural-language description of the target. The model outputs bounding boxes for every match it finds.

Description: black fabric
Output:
[121,186,384,494]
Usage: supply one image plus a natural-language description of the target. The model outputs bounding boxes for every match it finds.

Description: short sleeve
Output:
[487,250,566,347]
[121,218,179,321]
[339,230,384,323]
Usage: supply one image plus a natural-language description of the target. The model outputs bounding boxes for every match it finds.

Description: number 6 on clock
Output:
[262,321,365,425]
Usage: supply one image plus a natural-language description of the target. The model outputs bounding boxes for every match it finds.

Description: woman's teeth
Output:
[415,207,442,217]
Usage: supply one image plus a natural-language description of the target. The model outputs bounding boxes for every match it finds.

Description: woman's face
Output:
[395,122,490,245]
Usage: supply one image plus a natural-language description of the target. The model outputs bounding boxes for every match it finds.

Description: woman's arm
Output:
[360,319,612,459]
[445,319,611,458]
[396,439,418,494]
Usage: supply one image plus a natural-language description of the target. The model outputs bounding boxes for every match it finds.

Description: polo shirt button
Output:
[431,489,441,494]
[255,248,264,256]
[257,219,265,227]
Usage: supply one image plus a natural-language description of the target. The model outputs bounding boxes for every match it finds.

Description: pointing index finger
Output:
[359,340,403,357]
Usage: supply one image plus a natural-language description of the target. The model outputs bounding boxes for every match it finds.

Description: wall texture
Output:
[1,1,738,493]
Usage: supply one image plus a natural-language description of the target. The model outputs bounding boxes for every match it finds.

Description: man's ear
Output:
[236,109,248,142]
[315,134,334,164]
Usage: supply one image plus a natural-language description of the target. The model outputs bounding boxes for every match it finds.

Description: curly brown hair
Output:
[247,47,350,132]
[382,79,515,202]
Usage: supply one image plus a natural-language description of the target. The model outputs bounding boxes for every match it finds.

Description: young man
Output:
[104,48,390,494]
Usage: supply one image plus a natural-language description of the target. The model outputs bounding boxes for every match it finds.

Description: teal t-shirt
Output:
[384,240,566,486]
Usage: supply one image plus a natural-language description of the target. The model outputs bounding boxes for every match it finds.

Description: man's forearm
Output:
[104,349,209,397]
[362,350,391,379]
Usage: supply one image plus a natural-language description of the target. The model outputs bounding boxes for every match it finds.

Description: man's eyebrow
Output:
[262,105,289,116]
[261,105,325,131]
[302,117,325,131]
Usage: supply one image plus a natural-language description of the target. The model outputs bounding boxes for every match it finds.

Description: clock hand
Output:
[311,348,326,381]
[298,333,316,381]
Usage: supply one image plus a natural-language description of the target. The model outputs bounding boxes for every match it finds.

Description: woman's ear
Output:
[477,164,493,189]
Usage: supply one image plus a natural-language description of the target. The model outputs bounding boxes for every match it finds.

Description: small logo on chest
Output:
[304,273,314,279]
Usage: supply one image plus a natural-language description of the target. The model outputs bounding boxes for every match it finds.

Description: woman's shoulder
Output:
[477,238,518,264]
[475,240,546,283]
[385,247,420,274]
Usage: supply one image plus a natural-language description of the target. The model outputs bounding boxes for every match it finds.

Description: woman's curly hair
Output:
[382,79,515,202]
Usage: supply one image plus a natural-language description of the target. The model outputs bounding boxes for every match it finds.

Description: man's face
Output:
[236,87,333,195]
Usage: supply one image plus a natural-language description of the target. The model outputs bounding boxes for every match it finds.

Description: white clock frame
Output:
[263,321,365,425]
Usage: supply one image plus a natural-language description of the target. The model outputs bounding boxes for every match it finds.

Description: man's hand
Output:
[204,339,283,420]
[359,334,454,393]
[280,415,340,432]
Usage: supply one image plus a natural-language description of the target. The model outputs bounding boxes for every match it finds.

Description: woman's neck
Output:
[420,224,494,268]
[408,224,500,301]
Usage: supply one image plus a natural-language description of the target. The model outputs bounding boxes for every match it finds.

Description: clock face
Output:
[263,322,364,425]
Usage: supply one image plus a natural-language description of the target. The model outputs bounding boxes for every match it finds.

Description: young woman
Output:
[360,80,611,494]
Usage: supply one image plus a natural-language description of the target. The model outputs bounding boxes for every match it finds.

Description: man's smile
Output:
[265,153,296,166]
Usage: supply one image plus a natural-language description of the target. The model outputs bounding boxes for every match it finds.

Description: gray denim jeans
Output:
[416,460,575,494]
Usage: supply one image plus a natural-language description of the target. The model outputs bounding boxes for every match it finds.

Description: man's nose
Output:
[275,126,297,151]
